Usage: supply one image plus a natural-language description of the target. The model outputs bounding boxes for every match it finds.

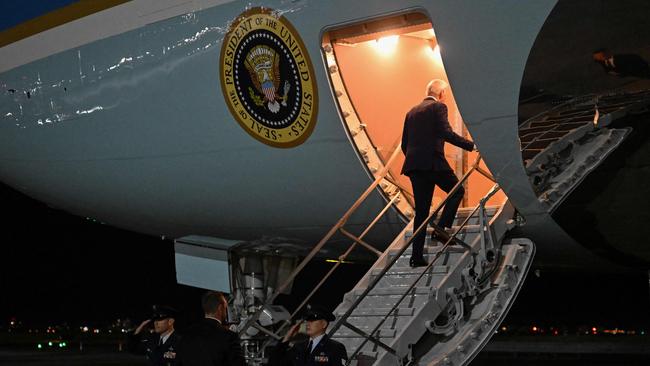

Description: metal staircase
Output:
[329,203,533,366]
[236,149,535,366]
[520,89,650,210]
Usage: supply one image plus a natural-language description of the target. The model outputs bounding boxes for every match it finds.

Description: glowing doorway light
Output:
[426,44,442,64]
[374,35,399,54]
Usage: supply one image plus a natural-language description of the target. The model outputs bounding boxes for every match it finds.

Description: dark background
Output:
[1,180,649,331]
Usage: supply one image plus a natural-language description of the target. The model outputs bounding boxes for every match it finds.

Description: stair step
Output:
[388,246,441,255]
[404,231,477,248]
[387,245,446,258]
[397,244,470,257]
[457,206,499,217]
[406,224,482,238]
[343,293,429,311]
[336,307,415,317]
[346,315,412,331]
[372,265,449,277]
[389,253,465,270]
[328,338,378,357]
[353,286,431,296]
[373,273,444,286]
[334,328,397,338]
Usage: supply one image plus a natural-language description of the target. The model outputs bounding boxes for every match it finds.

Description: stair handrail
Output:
[342,183,502,364]
[327,154,499,362]
[237,142,406,338]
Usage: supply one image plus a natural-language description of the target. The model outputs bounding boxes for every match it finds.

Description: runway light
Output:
[48,341,53,347]
[37,344,42,349]
[374,35,399,55]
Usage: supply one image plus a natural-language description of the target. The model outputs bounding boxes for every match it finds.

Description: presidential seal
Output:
[220,7,318,148]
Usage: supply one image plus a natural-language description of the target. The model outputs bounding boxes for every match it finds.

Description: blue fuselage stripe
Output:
[0,0,79,32]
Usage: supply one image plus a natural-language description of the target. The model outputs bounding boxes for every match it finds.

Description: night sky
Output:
[0,182,203,328]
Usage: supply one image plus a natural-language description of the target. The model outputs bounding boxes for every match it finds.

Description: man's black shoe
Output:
[409,257,428,268]
[430,227,458,244]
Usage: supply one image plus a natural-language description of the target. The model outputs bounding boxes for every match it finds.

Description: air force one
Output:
[1,0,649,365]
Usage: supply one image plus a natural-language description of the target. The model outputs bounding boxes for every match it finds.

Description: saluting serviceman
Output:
[268,305,348,366]
[127,305,181,366]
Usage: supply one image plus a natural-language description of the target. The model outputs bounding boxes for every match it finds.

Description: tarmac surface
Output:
[2,337,650,366]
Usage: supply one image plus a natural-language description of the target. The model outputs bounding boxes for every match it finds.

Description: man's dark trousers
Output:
[409,169,464,260]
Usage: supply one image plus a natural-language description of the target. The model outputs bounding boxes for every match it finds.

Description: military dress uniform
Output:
[127,305,181,366]
[268,307,348,366]
[270,334,348,366]
[128,330,181,366]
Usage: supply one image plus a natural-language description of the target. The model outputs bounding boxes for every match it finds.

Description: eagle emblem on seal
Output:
[244,45,291,113]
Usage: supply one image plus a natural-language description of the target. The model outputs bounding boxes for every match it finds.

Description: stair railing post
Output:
[334,156,512,363]
[329,155,482,337]
[238,144,404,337]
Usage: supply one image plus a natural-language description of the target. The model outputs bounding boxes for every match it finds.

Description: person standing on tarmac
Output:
[127,305,181,366]
[177,291,245,366]
[268,305,348,366]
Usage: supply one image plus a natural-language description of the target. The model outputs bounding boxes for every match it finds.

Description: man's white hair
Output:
[425,79,448,97]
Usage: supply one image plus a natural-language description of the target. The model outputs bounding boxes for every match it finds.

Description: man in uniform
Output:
[401,79,476,268]
[127,304,181,366]
[268,305,348,366]
[177,291,245,366]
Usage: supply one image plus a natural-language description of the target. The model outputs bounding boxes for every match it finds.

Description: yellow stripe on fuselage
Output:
[0,0,132,48]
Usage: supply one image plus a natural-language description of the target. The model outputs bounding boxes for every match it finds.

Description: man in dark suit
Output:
[401,79,476,268]
[268,305,347,366]
[593,49,650,79]
[177,291,245,366]
[127,305,181,366]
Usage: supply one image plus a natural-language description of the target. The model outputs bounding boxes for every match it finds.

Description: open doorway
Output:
[322,11,503,219]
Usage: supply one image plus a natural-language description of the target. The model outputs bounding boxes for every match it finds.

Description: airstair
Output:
[237,148,535,366]
[520,89,650,210]
[329,203,532,366]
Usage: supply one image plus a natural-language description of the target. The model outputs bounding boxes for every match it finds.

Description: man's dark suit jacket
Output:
[268,334,347,366]
[177,318,245,366]
[600,54,650,78]
[401,97,474,175]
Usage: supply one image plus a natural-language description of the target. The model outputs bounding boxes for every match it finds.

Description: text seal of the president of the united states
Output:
[220,7,318,148]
